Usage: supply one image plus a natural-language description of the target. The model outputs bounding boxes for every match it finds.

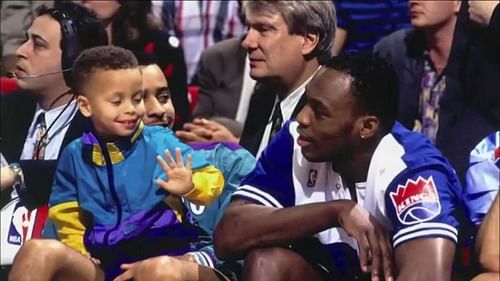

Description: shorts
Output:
[289,237,369,281]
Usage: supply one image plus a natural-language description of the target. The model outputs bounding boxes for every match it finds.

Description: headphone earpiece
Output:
[51,10,82,88]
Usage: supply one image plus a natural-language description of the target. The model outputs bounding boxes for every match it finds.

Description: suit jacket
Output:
[192,37,247,120]
[1,91,90,209]
[373,2,500,184]
[239,82,306,156]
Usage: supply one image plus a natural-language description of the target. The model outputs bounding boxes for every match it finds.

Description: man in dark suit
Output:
[177,36,249,140]
[177,1,337,157]
[191,37,247,121]
[0,4,107,273]
[374,0,500,184]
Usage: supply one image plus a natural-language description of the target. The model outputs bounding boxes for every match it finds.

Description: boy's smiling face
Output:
[78,68,145,140]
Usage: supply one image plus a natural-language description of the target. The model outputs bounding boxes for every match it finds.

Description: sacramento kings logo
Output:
[389,176,441,225]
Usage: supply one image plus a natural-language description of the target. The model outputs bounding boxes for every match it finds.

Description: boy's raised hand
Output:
[156,148,194,195]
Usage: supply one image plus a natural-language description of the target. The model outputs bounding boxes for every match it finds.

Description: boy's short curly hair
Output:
[72,46,138,95]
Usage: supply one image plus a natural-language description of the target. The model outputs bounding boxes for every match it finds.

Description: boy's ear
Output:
[77,95,92,118]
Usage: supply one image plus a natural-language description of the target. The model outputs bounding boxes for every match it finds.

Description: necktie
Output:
[416,58,446,144]
[268,101,283,143]
[32,113,48,160]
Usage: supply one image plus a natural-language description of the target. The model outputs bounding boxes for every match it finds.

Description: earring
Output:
[360,135,365,139]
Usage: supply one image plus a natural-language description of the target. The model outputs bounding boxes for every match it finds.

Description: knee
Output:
[136,256,184,281]
[17,239,67,261]
[244,248,290,280]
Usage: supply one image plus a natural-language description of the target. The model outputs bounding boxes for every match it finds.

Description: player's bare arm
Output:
[394,237,455,281]
[214,199,393,280]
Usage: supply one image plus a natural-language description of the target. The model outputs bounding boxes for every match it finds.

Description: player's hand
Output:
[338,201,393,281]
[113,261,141,281]
[156,148,194,195]
[468,0,499,26]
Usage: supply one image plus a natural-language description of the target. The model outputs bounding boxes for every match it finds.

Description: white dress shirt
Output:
[256,67,321,157]
[235,54,257,124]
[20,101,78,160]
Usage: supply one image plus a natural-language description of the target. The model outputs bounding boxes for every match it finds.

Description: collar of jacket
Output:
[81,122,144,166]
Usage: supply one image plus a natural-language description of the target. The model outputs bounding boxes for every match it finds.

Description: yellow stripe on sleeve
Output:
[183,165,224,205]
[49,201,88,255]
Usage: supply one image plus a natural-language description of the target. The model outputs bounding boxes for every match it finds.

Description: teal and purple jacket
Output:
[49,124,223,277]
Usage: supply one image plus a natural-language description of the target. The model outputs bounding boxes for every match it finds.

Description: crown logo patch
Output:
[389,176,441,225]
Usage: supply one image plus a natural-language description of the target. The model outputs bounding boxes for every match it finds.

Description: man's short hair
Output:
[325,54,399,133]
[242,1,336,64]
[72,46,139,95]
[37,2,108,87]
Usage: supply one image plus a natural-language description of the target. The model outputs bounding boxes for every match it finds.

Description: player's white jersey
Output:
[233,121,462,251]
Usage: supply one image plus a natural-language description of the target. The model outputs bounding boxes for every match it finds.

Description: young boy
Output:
[110,56,255,281]
[48,46,224,280]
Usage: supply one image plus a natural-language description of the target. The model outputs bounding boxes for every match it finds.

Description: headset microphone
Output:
[7,68,71,79]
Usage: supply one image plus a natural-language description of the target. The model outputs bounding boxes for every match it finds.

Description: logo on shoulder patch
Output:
[389,176,441,225]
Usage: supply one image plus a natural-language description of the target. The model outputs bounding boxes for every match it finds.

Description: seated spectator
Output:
[0,3,107,275]
[82,0,191,130]
[1,1,57,75]
[463,0,500,223]
[8,46,223,281]
[176,1,337,160]
[472,194,499,281]
[151,0,246,83]
[215,54,465,281]
[332,0,411,55]
[374,0,500,184]
[112,57,256,281]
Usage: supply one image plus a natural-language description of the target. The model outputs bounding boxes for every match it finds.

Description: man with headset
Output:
[0,2,107,276]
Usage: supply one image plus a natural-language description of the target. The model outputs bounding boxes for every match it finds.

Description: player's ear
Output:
[356,115,379,140]
[77,95,92,118]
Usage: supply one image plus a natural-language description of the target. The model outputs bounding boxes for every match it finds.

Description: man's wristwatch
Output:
[8,163,22,185]
[8,163,26,193]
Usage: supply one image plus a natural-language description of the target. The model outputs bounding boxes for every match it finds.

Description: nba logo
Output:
[5,201,47,246]
[8,202,32,245]
[307,169,318,187]
[389,176,441,225]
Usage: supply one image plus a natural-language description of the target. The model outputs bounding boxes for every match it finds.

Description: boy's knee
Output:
[19,239,67,259]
